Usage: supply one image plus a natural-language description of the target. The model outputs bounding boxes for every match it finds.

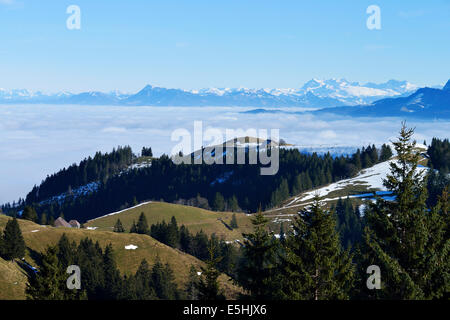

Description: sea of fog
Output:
[1,104,449,204]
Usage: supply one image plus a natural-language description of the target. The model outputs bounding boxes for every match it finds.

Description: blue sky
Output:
[0,0,449,92]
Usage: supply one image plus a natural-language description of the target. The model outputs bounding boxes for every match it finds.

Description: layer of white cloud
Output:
[0,104,448,203]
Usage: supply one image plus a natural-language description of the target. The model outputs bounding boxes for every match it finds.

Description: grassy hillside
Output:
[85,201,253,241]
[0,257,28,300]
[0,215,242,299]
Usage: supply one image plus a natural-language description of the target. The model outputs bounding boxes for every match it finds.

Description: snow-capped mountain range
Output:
[0,79,426,108]
[314,79,450,119]
[296,79,418,105]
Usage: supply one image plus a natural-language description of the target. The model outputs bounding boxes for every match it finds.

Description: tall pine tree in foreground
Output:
[151,258,179,300]
[134,259,156,300]
[101,244,122,299]
[185,265,200,300]
[1,217,26,261]
[26,246,86,300]
[280,196,354,300]
[197,241,224,300]
[238,210,281,299]
[361,123,449,299]
[26,246,66,300]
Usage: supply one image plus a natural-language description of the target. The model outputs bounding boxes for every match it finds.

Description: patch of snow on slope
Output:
[125,245,138,250]
[299,160,428,202]
[40,181,100,205]
[88,201,153,221]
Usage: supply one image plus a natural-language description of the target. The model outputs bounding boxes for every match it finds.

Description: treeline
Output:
[10,143,392,223]
[25,146,134,204]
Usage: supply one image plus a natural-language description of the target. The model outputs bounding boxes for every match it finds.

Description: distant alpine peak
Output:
[297,78,419,104]
[443,79,450,91]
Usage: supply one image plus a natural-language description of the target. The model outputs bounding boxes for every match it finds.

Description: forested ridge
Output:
[3,143,392,223]
[26,146,134,204]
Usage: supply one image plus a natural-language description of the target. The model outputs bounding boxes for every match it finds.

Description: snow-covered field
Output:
[88,201,153,222]
[1,104,448,204]
[272,158,429,212]
[299,160,394,202]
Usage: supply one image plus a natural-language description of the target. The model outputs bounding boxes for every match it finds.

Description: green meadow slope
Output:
[85,201,253,241]
[0,257,28,300]
[0,215,242,300]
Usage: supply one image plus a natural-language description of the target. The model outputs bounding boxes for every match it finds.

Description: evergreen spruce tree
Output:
[134,259,156,299]
[27,246,85,300]
[26,246,65,300]
[362,153,372,168]
[213,192,225,211]
[113,218,125,233]
[136,212,149,234]
[369,144,379,164]
[422,189,449,299]
[292,174,302,195]
[218,241,238,277]
[230,213,238,229]
[119,274,138,300]
[361,123,448,299]
[280,196,355,300]
[75,238,106,299]
[279,178,290,199]
[197,241,224,300]
[167,216,180,247]
[1,217,26,261]
[304,172,313,190]
[102,244,122,299]
[142,147,153,157]
[151,258,179,299]
[186,265,200,300]
[335,197,363,249]
[57,233,76,269]
[228,195,240,212]
[279,223,286,243]
[353,149,362,171]
[238,210,281,299]
[380,144,393,162]
[48,215,55,227]
[130,220,138,234]
[179,225,192,253]
[40,212,47,226]
[22,206,38,222]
